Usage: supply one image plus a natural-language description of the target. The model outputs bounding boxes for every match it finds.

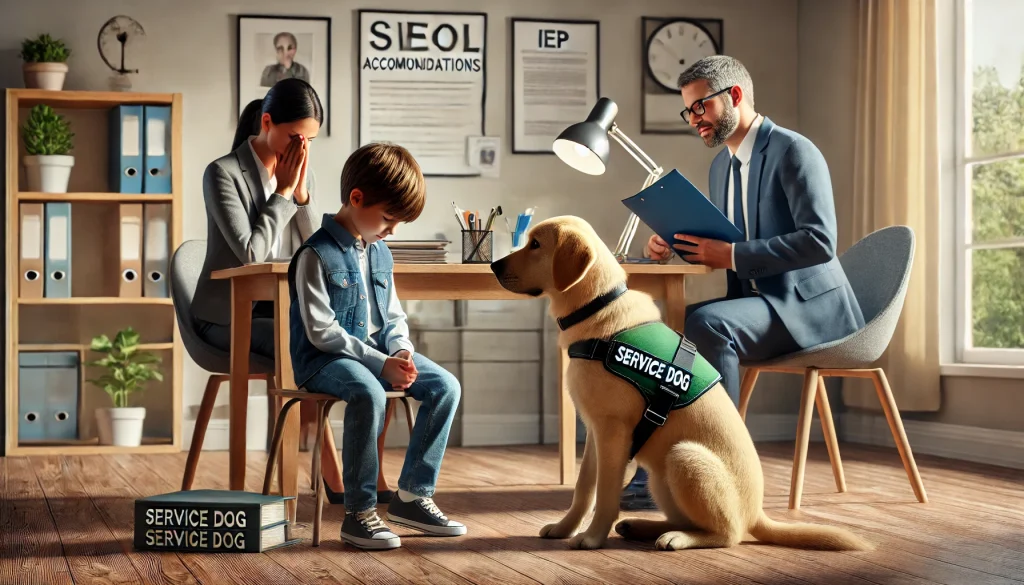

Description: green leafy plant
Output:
[22,104,74,156]
[86,327,163,409]
[19,34,71,63]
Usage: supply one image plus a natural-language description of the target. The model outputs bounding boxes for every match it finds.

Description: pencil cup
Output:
[461,230,493,264]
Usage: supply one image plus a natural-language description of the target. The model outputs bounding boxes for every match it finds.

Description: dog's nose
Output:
[490,258,505,277]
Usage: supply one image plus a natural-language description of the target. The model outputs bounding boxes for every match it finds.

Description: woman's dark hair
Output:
[230,78,324,151]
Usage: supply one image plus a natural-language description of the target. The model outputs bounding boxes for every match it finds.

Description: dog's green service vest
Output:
[568,321,721,459]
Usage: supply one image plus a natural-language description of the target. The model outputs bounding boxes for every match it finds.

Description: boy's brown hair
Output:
[340,142,426,222]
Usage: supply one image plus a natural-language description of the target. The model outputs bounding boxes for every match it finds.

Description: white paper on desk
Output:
[467,136,501,178]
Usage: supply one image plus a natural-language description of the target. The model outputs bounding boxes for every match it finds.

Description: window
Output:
[954,0,1024,365]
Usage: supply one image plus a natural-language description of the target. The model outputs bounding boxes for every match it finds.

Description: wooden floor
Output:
[2,441,1023,585]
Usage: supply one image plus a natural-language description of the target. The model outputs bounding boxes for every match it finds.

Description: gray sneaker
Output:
[341,509,401,550]
[387,496,467,536]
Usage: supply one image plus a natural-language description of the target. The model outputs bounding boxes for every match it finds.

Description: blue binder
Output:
[44,202,71,298]
[143,105,172,193]
[621,169,745,261]
[108,105,144,193]
[18,351,80,442]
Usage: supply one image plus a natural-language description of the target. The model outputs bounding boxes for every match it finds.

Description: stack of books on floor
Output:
[134,489,299,553]
[387,239,450,264]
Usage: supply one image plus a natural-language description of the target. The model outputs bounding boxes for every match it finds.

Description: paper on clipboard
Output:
[621,169,744,260]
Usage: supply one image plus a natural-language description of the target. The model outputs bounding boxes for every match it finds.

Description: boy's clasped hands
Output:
[384,350,417,390]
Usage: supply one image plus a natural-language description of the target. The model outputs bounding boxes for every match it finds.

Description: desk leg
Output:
[229,283,252,491]
[664,275,687,332]
[558,346,576,485]
[274,278,299,521]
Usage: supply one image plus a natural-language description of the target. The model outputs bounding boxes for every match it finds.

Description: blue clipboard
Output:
[621,169,744,260]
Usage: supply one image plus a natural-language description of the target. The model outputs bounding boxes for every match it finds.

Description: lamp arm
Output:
[609,124,661,176]
[607,124,663,261]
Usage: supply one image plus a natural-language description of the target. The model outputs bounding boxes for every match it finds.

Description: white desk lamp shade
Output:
[553,138,606,175]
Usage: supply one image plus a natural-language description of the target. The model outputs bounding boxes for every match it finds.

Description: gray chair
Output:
[737,225,927,510]
[171,239,276,490]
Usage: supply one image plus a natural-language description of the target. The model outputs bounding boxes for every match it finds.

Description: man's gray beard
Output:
[703,102,739,148]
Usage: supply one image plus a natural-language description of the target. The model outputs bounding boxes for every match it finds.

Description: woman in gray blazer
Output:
[191,78,323,358]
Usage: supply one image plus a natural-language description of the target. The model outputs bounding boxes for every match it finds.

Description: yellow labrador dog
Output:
[490,215,871,552]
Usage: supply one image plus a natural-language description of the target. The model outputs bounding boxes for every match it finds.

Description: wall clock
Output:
[640,16,723,134]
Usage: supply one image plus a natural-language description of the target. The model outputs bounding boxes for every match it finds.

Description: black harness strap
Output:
[568,334,700,460]
[556,282,628,331]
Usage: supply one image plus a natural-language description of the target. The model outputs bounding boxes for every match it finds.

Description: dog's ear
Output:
[552,226,596,292]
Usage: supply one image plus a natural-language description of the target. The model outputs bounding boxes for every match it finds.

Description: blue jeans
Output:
[303,353,461,513]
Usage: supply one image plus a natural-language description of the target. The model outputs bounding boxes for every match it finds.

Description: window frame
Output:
[953,0,1024,366]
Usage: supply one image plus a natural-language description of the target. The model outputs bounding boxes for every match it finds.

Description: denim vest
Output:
[288,214,395,388]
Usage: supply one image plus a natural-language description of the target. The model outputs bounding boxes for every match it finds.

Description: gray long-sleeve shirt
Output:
[294,241,415,378]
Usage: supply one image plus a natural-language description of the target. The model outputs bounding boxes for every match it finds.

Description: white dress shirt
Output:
[727,115,763,288]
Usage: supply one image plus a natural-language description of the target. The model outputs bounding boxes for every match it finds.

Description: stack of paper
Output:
[386,239,450,264]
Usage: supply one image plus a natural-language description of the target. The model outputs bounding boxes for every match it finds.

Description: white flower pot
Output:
[23,62,68,91]
[23,154,74,193]
[96,407,146,447]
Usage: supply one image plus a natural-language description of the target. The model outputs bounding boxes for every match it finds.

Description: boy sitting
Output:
[288,142,465,550]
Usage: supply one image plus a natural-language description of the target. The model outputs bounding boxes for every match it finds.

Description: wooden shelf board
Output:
[17,343,174,352]
[8,89,176,109]
[18,297,173,306]
[8,441,178,456]
[17,192,174,203]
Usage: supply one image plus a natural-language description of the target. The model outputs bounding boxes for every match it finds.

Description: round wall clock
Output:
[645,19,720,93]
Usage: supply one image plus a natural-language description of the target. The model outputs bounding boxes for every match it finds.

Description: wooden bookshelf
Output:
[5,89,184,456]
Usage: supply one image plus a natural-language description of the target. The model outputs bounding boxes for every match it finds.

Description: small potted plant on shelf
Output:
[20,33,71,90]
[87,327,163,447]
[22,104,75,193]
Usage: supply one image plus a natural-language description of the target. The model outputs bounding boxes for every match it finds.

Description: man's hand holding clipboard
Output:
[621,169,744,270]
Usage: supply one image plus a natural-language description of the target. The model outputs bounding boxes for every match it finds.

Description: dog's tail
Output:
[749,511,873,551]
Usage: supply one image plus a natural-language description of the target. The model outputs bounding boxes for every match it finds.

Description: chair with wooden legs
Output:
[262,388,415,546]
[170,240,278,490]
[737,226,928,510]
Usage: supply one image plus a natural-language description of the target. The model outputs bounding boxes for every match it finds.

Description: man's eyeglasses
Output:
[680,86,734,123]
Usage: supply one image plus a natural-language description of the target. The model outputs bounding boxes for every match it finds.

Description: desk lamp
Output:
[553,97,664,262]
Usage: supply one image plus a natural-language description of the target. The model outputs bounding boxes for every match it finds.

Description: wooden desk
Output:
[212,262,710,502]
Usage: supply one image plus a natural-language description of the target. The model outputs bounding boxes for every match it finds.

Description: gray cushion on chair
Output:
[171,240,275,375]
[742,225,915,370]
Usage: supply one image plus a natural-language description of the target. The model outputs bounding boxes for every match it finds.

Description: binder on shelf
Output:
[119,203,144,297]
[109,105,144,194]
[143,203,170,297]
[20,203,44,299]
[143,105,172,194]
[44,202,71,298]
[18,351,80,442]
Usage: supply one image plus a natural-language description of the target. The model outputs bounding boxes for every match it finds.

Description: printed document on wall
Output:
[358,10,487,176]
[511,19,599,153]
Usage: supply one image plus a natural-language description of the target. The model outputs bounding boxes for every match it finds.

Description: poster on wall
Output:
[358,10,487,177]
[511,18,600,154]
[640,16,722,134]
[237,14,332,135]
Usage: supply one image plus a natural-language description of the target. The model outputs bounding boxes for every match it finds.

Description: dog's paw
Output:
[614,519,634,538]
[569,532,606,550]
[539,522,577,539]
[655,531,691,551]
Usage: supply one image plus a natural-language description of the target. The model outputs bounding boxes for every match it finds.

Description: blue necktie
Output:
[731,156,746,240]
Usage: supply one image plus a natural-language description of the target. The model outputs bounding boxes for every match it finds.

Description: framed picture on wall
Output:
[510,18,600,154]
[640,16,723,134]
[237,14,332,135]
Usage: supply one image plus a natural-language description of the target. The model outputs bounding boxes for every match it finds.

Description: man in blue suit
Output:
[621,55,865,510]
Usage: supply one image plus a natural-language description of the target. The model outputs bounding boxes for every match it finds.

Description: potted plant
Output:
[20,33,71,90]
[86,327,163,447]
[22,104,75,193]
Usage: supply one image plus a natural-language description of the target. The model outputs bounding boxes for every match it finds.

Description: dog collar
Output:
[556,282,629,331]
